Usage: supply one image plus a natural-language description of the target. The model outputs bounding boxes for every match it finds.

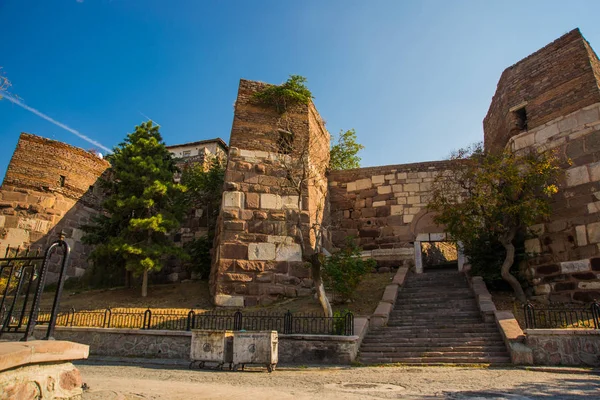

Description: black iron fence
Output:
[29,308,354,336]
[524,301,600,329]
[0,236,71,341]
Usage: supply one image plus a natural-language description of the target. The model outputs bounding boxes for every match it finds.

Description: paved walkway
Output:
[77,361,600,399]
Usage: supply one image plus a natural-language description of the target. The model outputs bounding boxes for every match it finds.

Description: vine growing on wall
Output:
[253,75,313,114]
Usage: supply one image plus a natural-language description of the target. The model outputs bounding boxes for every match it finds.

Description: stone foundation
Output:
[525,329,600,366]
[8,325,362,365]
[0,340,89,400]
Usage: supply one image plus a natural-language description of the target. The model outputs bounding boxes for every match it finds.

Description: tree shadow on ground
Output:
[445,376,600,399]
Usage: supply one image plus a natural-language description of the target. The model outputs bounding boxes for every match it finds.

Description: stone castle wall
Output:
[484,28,600,302]
[210,79,330,307]
[0,133,110,280]
[508,103,600,302]
[328,161,455,267]
[484,28,600,153]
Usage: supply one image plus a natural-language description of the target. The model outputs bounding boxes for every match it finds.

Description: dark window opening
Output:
[59,175,66,187]
[514,107,528,131]
[174,233,182,243]
[89,185,94,193]
[277,129,294,155]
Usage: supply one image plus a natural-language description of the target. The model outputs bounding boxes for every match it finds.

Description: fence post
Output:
[143,308,152,329]
[103,308,112,328]
[69,307,75,327]
[234,311,242,331]
[524,302,535,329]
[186,310,195,331]
[592,301,600,330]
[345,312,354,336]
[284,310,292,334]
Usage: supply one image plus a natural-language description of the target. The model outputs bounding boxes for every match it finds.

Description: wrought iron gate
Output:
[0,234,71,341]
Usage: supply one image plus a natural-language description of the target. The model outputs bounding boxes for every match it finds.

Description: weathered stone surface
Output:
[560,259,591,274]
[215,294,244,307]
[245,192,260,209]
[526,330,600,366]
[565,166,590,187]
[248,242,276,261]
[260,193,282,209]
[275,243,302,262]
[223,191,244,209]
[221,244,248,259]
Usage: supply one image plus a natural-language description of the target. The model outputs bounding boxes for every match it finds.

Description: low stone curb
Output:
[370,267,408,329]
[468,275,533,365]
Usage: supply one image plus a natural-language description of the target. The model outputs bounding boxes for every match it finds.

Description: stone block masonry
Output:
[0,133,110,281]
[328,160,456,268]
[484,28,600,153]
[484,28,600,303]
[210,79,330,307]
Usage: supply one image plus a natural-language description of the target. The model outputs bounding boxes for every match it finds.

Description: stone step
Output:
[390,305,480,312]
[369,327,500,334]
[387,319,484,326]
[382,324,498,331]
[359,356,512,365]
[395,299,478,305]
[363,336,504,347]
[360,350,509,358]
[360,345,508,352]
[401,285,468,290]
[363,333,504,340]
[390,311,481,318]
[399,288,470,294]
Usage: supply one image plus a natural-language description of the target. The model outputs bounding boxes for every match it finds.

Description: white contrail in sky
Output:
[0,92,112,153]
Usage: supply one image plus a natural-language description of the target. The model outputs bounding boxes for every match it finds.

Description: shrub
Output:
[323,238,375,303]
[184,234,213,279]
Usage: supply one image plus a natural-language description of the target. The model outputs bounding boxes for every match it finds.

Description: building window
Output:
[182,150,191,157]
[59,175,66,187]
[513,107,528,131]
[277,129,294,155]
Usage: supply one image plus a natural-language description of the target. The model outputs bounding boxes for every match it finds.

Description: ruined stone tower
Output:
[210,79,330,307]
[0,133,110,280]
[484,28,600,302]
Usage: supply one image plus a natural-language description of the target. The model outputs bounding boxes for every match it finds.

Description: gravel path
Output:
[77,361,600,399]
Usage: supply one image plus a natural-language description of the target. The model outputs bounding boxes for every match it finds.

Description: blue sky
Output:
[0,1,599,181]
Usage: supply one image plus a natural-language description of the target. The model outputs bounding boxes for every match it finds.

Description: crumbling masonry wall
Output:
[0,133,110,281]
[210,79,330,307]
[484,28,600,302]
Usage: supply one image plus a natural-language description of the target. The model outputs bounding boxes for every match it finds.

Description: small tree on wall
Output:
[329,129,364,170]
[82,121,187,297]
[428,143,561,303]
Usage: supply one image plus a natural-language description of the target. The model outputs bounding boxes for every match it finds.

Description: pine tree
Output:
[82,121,187,297]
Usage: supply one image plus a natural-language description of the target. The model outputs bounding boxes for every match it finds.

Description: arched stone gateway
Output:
[409,210,465,274]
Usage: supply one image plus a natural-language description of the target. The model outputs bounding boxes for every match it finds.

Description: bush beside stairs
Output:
[359,270,511,365]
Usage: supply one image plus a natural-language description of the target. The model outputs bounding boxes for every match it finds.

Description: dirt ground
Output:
[43,271,394,316]
[78,362,600,400]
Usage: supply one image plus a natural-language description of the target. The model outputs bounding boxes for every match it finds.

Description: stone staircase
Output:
[359,270,511,365]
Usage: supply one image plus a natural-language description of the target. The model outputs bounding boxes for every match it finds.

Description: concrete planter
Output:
[232,331,278,372]
[190,330,233,369]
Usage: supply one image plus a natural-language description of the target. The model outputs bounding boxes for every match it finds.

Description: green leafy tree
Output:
[428,143,561,303]
[82,121,187,297]
[180,156,225,278]
[329,129,364,170]
[323,237,376,303]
